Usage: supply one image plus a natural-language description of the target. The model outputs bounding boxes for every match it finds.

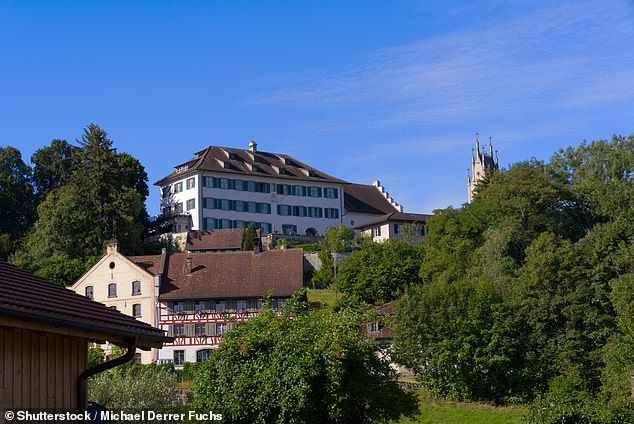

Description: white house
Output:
[154,142,347,236]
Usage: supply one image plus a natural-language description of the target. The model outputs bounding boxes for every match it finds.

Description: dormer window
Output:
[254,156,263,163]
[284,158,292,165]
[223,162,231,169]
[229,153,239,160]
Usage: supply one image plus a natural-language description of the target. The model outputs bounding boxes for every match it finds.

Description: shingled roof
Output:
[343,183,400,215]
[186,229,244,251]
[354,211,433,230]
[126,249,303,301]
[154,145,347,186]
[0,261,171,348]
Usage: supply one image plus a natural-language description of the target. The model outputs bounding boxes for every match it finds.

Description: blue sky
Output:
[2,0,633,216]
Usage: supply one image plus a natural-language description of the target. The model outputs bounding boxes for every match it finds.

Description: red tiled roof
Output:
[154,146,347,186]
[186,229,243,251]
[128,249,303,301]
[355,211,432,230]
[0,261,170,348]
[343,183,400,215]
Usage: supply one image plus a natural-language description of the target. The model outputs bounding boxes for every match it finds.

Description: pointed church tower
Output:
[468,133,499,202]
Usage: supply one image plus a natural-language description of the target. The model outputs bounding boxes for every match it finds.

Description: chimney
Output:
[248,140,258,152]
[186,257,192,276]
[106,238,119,254]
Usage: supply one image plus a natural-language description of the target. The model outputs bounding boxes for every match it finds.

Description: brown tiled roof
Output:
[154,145,348,186]
[135,249,304,300]
[186,229,243,251]
[0,261,170,348]
[129,254,162,275]
[343,183,400,215]
[355,211,432,230]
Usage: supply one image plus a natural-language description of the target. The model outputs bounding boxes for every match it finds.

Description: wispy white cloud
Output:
[247,1,634,131]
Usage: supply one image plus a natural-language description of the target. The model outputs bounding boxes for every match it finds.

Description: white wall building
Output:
[155,142,346,236]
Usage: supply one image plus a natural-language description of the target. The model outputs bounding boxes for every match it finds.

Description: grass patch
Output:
[306,288,338,308]
[397,389,527,424]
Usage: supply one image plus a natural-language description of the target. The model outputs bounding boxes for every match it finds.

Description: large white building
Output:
[155,141,347,236]
[154,141,418,237]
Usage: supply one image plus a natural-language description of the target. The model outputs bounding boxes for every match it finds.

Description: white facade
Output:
[361,221,428,243]
[165,172,344,236]
[70,242,160,364]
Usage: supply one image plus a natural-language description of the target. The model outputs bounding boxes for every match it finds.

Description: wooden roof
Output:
[0,260,170,348]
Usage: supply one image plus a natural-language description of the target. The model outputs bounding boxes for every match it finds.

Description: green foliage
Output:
[396,134,634,412]
[88,343,105,368]
[0,146,35,258]
[193,307,418,423]
[274,238,290,249]
[336,239,423,304]
[551,134,634,222]
[312,225,358,287]
[30,139,78,201]
[241,222,256,251]
[88,364,177,410]
[394,278,521,403]
[12,124,149,284]
[295,243,321,252]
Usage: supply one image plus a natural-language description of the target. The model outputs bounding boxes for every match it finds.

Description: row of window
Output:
[203,219,274,234]
[107,303,142,318]
[172,199,196,213]
[168,322,237,338]
[204,198,272,214]
[169,298,286,313]
[172,177,196,194]
[85,281,142,300]
[276,205,339,219]
[202,177,339,199]
[172,348,214,365]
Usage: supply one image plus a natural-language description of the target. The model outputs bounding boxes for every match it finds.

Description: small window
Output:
[85,286,94,300]
[108,283,117,298]
[216,323,227,335]
[133,303,142,318]
[134,353,142,364]
[195,324,206,336]
[372,227,382,237]
[394,224,401,235]
[369,322,378,333]
[186,177,196,190]
[174,350,185,366]
[173,182,183,193]
[173,324,185,336]
[173,301,184,313]
[186,198,196,210]
[132,280,141,296]
[197,349,214,362]
[237,299,247,311]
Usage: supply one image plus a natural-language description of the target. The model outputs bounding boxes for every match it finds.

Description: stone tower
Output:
[467,133,499,202]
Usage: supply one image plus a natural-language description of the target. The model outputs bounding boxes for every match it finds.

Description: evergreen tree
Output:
[241,223,256,251]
